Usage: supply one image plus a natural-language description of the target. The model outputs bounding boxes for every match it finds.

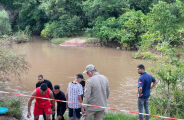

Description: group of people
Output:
[27,64,157,120]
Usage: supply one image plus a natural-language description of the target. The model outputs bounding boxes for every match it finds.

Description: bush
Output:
[133,51,157,60]
[0,100,22,119]
[14,31,31,43]
[16,0,48,34]
[93,10,146,48]
[0,10,12,35]
[41,15,83,38]
[0,35,28,81]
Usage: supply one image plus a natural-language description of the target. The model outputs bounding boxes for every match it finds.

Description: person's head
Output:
[76,73,84,83]
[83,64,96,77]
[38,74,44,83]
[53,85,60,95]
[40,83,48,93]
[137,64,145,74]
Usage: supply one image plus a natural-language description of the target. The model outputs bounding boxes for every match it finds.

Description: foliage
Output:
[0,100,22,119]
[144,41,184,118]
[15,0,48,34]
[93,10,146,48]
[41,15,83,38]
[82,0,129,27]
[0,10,12,35]
[104,113,138,120]
[14,30,31,43]
[129,0,153,13]
[0,35,28,81]
[133,51,157,60]
[147,1,183,40]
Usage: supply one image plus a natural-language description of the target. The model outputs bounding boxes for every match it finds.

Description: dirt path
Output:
[59,38,86,47]
[0,115,18,120]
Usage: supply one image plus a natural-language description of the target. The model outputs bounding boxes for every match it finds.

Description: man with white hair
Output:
[82,64,110,120]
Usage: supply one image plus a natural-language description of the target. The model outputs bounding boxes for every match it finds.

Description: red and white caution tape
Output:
[0,90,183,120]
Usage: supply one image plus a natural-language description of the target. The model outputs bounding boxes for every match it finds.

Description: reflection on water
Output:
[2,36,149,115]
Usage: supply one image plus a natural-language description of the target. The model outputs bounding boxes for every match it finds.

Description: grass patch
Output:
[14,31,31,43]
[0,100,22,119]
[63,112,137,120]
[51,38,71,44]
[105,113,137,120]
[133,51,157,60]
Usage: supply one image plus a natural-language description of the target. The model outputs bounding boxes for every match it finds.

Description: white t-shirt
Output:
[67,82,83,109]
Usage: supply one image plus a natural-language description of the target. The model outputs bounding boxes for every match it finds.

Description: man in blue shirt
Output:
[137,64,157,120]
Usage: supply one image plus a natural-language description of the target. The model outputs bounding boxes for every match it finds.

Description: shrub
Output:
[0,10,12,35]
[93,10,146,48]
[41,15,83,38]
[14,31,31,43]
[0,100,22,119]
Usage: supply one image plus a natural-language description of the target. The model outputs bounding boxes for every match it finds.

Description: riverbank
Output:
[0,99,137,120]
[50,36,102,47]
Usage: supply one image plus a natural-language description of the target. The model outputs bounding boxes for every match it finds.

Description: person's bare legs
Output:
[68,117,72,120]
[58,115,64,120]
[46,114,51,120]
[34,115,39,120]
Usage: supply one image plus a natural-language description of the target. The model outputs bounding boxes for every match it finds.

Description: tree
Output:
[82,0,129,27]
[129,0,154,13]
[147,1,181,40]
[16,0,48,34]
[93,10,146,48]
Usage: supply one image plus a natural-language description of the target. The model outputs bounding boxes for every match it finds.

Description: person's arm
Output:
[138,87,142,98]
[61,93,67,112]
[27,90,36,118]
[78,85,85,114]
[83,80,92,106]
[49,90,55,110]
[106,79,110,99]
[138,77,143,98]
[151,78,158,89]
[78,95,83,106]
[66,93,68,109]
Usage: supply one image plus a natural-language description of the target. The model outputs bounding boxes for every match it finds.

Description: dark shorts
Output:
[68,108,81,119]
[57,108,65,116]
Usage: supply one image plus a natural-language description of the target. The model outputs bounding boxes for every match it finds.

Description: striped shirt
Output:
[67,82,83,109]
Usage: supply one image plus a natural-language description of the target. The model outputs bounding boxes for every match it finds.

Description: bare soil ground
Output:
[60,38,86,47]
[0,115,18,120]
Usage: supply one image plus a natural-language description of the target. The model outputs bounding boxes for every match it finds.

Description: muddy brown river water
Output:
[1,37,150,118]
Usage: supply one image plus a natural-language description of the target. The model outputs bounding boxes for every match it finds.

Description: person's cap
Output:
[83,64,96,73]
[76,73,84,79]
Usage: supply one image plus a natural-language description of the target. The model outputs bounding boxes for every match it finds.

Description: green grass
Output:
[0,100,22,119]
[63,112,137,120]
[105,113,138,120]
[51,38,71,44]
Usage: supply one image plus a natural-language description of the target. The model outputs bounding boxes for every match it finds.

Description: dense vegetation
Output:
[0,10,28,81]
[0,0,183,48]
[0,100,22,119]
[1,0,184,119]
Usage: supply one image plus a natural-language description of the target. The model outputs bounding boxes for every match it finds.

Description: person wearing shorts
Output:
[66,74,84,120]
[27,83,55,120]
[53,85,66,120]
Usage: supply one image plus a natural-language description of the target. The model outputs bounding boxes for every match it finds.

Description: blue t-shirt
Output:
[138,72,156,99]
